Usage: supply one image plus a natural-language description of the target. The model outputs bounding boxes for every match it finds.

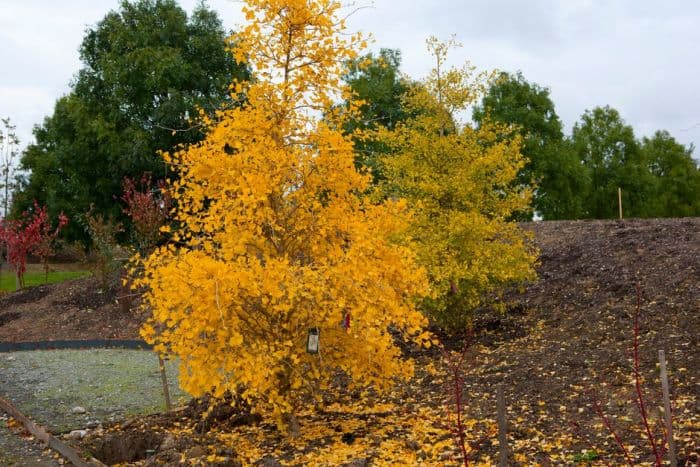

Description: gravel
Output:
[0,415,58,466]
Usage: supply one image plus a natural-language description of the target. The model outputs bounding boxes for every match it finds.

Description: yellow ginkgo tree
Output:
[135,0,430,434]
[375,37,538,331]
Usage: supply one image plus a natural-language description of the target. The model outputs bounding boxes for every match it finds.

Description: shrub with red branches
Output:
[120,173,170,255]
[572,285,677,466]
[0,202,68,289]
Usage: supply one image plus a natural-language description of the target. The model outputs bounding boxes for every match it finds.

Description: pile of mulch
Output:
[460,218,699,462]
[0,276,144,342]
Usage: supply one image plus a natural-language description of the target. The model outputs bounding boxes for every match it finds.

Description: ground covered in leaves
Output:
[1,218,698,465]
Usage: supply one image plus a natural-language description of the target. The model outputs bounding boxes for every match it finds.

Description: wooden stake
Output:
[618,187,623,220]
[658,350,677,467]
[497,385,508,467]
[158,355,172,412]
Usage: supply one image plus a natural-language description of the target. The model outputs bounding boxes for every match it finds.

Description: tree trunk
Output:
[278,362,300,437]
[283,412,300,438]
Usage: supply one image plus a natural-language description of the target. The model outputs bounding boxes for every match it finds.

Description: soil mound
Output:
[0,276,144,342]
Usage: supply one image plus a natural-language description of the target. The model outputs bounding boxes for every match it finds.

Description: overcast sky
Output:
[2,0,699,158]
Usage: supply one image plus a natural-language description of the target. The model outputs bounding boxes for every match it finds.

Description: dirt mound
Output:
[475,218,698,377]
[519,217,697,312]
[460,217,699,462]
[0,276,144,342]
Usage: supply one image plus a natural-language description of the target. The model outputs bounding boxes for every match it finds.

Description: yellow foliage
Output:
[135,0,430,432]
[375,37,538,330]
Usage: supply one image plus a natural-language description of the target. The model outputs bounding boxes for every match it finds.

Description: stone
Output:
[71,406,87,414]
[68,430,88,439]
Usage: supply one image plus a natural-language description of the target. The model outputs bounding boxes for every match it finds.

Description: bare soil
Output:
[0,276,144,342]
[0,218,698,465]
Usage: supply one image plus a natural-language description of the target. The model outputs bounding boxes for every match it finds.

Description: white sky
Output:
[1,0,699,157]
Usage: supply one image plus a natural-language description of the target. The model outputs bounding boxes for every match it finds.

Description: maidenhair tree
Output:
[376,37,538,330]
[137,0,430,434]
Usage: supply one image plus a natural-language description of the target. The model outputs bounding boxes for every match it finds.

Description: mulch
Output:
[0,218,698,465]
[0,276,145,342]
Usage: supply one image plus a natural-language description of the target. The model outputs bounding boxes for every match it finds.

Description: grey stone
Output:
[68,429,88,439]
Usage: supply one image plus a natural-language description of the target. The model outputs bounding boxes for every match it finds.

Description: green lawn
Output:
[0,269,89,291]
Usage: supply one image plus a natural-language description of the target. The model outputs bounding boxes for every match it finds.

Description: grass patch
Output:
[0,269,89,291]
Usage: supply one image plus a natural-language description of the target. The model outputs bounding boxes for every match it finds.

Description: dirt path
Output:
[0,349,187,464]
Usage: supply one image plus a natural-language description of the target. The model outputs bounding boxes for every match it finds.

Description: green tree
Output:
[343,48,411,182]
[15,0,249,241]
[572,106,654,219]
[473,72,587,220]
[641,131,700,217]
[17,96,98,233]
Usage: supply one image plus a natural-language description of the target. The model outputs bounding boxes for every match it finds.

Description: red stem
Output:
[591,395,635,466]
[440,339,473,467]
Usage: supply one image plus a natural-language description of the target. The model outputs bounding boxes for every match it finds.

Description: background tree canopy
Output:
[15,0,249,241]
[343,48,412,183]
[572,106,654,219]
[474,74,700,220]
[640,131,700,217]
[13,1,700,250]
[473,72,588,220]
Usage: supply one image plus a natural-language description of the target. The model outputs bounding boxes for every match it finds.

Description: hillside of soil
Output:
[0,276,144,342]
[0,218,698,465]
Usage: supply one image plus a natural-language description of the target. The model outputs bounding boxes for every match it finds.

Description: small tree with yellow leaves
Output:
[136,0,431,434]
[375,37,537,331]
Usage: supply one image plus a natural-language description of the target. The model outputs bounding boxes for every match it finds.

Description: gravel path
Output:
[0,416,58,466]
[0,349,188,464]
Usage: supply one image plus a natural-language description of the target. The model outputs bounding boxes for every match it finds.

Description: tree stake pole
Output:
[497,385,508,467]
[158,355,172,412]
[618,187,623,220]
[658,350,677,466]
